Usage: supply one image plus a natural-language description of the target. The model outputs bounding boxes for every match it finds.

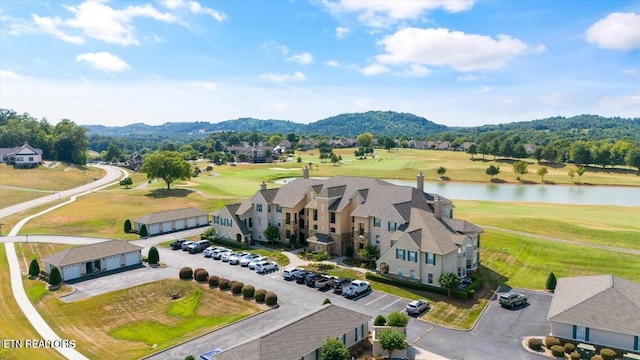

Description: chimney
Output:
[434,195,441,219]
[303,166,309,179]
[260,181,267,191]
[416,172,424,192]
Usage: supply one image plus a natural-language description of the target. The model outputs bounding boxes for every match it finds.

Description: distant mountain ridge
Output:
[83,111,640,140]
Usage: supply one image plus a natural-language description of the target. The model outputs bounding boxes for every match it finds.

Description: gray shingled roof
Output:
[404,208,463,254]
[42,241,142,267]
[259,188,279,203]
[223,203,251,235]
[547,275,640,335]
[308,234,334,244]
[272,178,324,207]
[442,218,484,234]
[134,207,207,224]
[213,305,370,360]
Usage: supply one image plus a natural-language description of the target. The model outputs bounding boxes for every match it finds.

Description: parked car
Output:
[248,256,268,270]
[331,278,352,294]
[282,267,304,281]
[254,261,278,274]
[229,252,250,265]
[239,254,260,267]
[170,238,188,250]
[343,280,371,298]
[294,270,310,284]
[212,249,231,260]
[181,241,195,251]
[305,272,323,287]
[220,251,237,262]
[406,299,430,316]
[315,275,336,290]
[188,240,211,254]
[499,292,528,308]
[202,246,220,258]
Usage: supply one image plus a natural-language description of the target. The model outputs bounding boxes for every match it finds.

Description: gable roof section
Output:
[134,207,207,224]
[42,241,142,267]
[259,188,279,203]
[547,275,640,335]
[442,218,484,234]
[13,142,43,156]
[404,208,462,255]
[213,305,370,360]
[272,178,324,207]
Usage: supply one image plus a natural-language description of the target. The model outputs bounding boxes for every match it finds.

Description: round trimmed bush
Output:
[194,268,206,277]
[195,269,209,282]
[218,278,230,290]
[564,343,576,354]
[527,338,542,351]
[545,336,561,348]
[374,315,387,326]
[179,267,193,280]
[591,356,604,360]
[570,351,581,360]
[600,349,616,360]
[550,345,565,357]
[208,275,219,288]
[242,285,255,299]
[231,281,244,295]
[265,291,278,306]
[255,288,267,302]
[323,298,331,305]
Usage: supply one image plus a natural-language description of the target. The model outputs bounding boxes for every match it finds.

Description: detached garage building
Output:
[42,241,143,282]
[134,207,209,236]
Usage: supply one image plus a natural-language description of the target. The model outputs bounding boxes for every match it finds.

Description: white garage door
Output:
[162,222,173,233]
[199,215,209,225]
[105,256,120,271]
[149,224,161,235]
[187,218,197,227]
[63,264,81,281]
[125,252,140,266]
[175,219,185,230]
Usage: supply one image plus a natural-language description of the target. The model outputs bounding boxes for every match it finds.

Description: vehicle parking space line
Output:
[365,294,387,306]
[381,298,402,310]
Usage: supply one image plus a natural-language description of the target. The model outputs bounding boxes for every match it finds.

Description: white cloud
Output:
[260,71,306,83]
[359,64,389,76]
[325,60,340,67]
[161,0,185,10]
[259,40,289,55]
[286,52,314,64]
[0,69,29,80]
[376,27,532,71]
[335,26,350,38]
[321,0,475,28]
[32,14,85,44]
[587,12,640,51]
[188,1,226,22]
[601,92,640,108]
[402,64,431,77]
[76,52,130,73]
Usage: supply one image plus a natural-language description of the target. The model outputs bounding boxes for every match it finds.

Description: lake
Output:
[274,178,640,206]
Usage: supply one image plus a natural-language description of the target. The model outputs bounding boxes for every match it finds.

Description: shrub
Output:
[124,219,132,233]
[208,275,219,288]
[48,266,62,286]
[231,281,244,295]
[591,356,603,360]
[564,343,576,354]
[600,349,616,360]
[570,351,581,360]
[546,272,557,291]
[218,278,230,290]
[139,224,148,237]
[242,285,255,299]
[527,338,542,351]
[345,246,354,257]
[386,311,409,327]
[179,267,193,280]
[545,336,561,348]
[265,291,278,306]
[148,246,159,265]
[29,259,40,278]
[194,268,206,277]
[323,298,331,305]
[551,345,565,357]
[255,289,267,302]
[195,269,209,282]
[185,356,195,360]
[374,315,387,326]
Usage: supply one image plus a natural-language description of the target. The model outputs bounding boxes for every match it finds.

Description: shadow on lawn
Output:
[145,188,193,198]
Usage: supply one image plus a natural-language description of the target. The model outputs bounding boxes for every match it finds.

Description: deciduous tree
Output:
[486,165,500,180]
[513,160,529,180]
[140,151,191,190]
[537,166,548,182]
[378,329,407,359]
[119,177,133,189]
[576,166,586,183]
[359,244,379,267]
[263,225,280,245]
[438,272,461,297]
[320,338,349,360]
[437,166,447,179]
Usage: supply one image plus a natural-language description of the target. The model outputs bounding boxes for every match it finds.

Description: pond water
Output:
[274,178,640,206]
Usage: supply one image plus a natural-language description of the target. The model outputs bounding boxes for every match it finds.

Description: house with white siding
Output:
[0,142,43,167]
[134,207,209,236]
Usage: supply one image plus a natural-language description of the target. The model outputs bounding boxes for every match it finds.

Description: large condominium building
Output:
[212,167,482,285]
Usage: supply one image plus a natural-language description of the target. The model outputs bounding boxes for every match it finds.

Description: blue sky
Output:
[1,0,639,127]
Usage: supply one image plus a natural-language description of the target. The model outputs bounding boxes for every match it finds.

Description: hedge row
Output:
[365,272,473,300]
[177,268,277,305]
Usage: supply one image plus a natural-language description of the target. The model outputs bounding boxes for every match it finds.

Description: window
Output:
[373,217,381,227]
[213,216,219,224]
[268,205,271,212]
[387,221,396,231]
[286,213,291,225]
[342,334,346,344]
[313,224,317,230]
[330,212,336,224]
[355,326,359,341]
[408,251,417,263]
[395,248,406,260]
[313,210,317,221]
[330,227,336,233]
[276,205,282,213]
[425,252,436,265]
[375,235,380,244]
[634,335,638,351]
[427,273,433,284]
[256,204,263,212]
[573,325,589,341]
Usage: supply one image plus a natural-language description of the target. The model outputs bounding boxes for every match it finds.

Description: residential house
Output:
[226,142,274,163]
[128,152,143,171]
[134,207,209,236]
[211,168,482,287]
[0,142,43,168]
[547,275,640,353]
[42,241,142,282]
[210,304,370,360]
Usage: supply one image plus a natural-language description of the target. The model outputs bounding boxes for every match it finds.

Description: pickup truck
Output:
[342,280,371,298]
[499,292,528,308]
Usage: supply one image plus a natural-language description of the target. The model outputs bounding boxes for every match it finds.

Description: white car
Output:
[239,254,260,267]
[228,252,250,265]
[220,251,235,262]
[212,249,231,260]
[181,241,195,251]
[248,256,268,270]
[343,280,371,298]
[202,246,218,258]
[282,267,304,280]
[254,261,278,274]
